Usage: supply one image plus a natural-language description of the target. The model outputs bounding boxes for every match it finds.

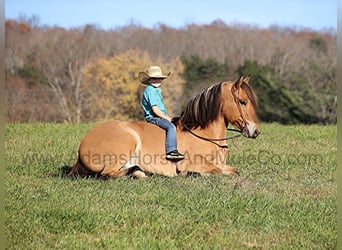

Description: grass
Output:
[5,123,336,249]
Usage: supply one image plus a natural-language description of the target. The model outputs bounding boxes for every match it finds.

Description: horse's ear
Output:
[244,74,251,84]
[234,76,244,88]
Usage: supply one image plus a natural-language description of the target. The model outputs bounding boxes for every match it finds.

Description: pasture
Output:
[5,123,336,249]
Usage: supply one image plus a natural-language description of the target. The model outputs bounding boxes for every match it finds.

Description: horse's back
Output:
[77,120,166,174]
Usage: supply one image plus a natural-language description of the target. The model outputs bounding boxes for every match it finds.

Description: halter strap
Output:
[231,85,249,129]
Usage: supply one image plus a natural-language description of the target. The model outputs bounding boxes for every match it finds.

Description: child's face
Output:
[150,78,164,84]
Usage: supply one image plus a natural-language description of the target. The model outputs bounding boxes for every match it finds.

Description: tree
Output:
[5,19,336,124]
[32,27,101,123]
[82,50,185,121]
[238,60,336,124]
[181,55,233,100]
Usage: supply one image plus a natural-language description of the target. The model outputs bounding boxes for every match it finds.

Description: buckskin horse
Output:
[69,76,260,178]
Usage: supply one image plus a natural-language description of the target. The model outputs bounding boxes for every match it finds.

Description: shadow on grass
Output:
[49,165,206,181]
[46,165,111,181]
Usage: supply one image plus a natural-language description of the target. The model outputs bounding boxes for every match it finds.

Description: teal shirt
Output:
[142,84,167,119]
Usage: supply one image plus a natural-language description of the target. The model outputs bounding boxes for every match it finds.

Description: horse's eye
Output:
[239,100,247,106]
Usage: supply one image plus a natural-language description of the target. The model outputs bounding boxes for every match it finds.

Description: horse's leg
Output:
[181,153,239,176]
[204,165,223,175]
[222,164,239,175]
[181,155,223,175]
[102,164,146,179]
[100,165,128,178]
[214,148,239,175]
[131,170,147,179]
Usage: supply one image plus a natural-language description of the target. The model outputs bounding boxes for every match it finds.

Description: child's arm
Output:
[152,106,172,122]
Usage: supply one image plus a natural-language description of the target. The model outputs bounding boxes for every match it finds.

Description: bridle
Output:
[231,84,249,131]
[183,84,249,148]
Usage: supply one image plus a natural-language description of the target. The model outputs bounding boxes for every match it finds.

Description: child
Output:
[139,65,184,160]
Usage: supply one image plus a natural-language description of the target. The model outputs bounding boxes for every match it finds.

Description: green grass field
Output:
[5,123,336,249]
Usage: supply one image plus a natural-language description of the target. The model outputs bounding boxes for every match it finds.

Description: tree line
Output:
[5,18,336,124]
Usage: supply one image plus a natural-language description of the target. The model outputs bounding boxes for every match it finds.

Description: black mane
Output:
[178,81,258,131]
[180,82,223,130]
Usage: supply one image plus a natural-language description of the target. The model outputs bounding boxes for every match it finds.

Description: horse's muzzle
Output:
[242,126,260,139]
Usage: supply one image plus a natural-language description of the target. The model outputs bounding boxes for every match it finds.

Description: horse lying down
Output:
[69,76,260,179]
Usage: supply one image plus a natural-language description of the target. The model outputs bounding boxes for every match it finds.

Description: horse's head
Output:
[222,76,260,139]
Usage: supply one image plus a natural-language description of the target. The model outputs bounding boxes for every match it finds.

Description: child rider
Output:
[139,65,184,160]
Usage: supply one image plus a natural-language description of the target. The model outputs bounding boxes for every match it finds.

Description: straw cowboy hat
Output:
[138,65,171,84]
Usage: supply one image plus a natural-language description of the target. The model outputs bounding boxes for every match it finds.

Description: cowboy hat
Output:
[138,65,171,84]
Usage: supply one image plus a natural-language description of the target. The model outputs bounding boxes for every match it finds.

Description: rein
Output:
[182,123,242,148]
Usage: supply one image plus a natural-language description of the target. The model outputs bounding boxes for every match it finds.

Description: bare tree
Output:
[5,19,336,123]
[32,26,101,123]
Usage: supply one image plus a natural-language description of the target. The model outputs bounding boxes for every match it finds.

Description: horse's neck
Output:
[175,114,227,137]
[185,115,226,138]
[204,116,227,137]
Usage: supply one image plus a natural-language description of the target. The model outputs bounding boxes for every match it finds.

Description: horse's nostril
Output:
[254,129,261,137]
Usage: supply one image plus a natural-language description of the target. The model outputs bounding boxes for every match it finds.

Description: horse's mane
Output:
[179,82,223,130]
[177,81,258,131]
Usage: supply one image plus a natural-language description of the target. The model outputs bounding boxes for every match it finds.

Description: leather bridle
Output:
[231,84,249,133]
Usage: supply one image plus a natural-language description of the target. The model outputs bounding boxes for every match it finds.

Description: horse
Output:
[68,76,260,178]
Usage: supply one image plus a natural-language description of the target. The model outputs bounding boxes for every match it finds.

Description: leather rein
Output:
[183,85,249,149]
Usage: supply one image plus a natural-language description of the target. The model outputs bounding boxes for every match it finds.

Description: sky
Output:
[5,0,337,31]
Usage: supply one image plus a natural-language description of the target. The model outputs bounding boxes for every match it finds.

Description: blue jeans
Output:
[146,117,177,154]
